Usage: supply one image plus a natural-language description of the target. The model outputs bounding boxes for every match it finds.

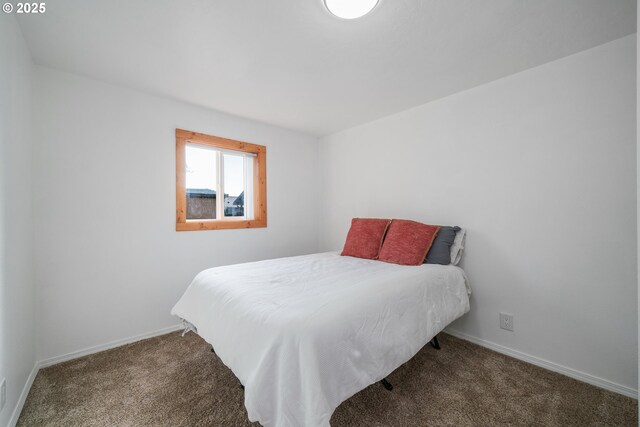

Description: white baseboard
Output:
[38,324,183,369]
[8,364,38,427]
[6,324,183,427]
[445,328,638,399]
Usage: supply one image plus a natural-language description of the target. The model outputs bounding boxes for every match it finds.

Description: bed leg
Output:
[430,335,441,350]
[380,378,393,391]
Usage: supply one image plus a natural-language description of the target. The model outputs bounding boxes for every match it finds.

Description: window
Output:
[176,129,266,231]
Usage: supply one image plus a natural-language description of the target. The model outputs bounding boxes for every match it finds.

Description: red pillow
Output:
[378,220,440,266]
[341,218,391,260]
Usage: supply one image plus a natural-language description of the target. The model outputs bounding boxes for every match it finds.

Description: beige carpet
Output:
[17,332,637,426]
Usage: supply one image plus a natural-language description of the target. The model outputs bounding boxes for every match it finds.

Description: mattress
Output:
[171,252,471,427]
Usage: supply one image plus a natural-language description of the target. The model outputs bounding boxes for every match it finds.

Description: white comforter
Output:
[171,252,470,427]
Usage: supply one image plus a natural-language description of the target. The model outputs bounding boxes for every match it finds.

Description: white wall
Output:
[0,15,36,427]
[319,35,637,394]
[33,68,319,361]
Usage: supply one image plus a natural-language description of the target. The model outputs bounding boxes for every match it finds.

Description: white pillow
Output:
[450,228,466,265]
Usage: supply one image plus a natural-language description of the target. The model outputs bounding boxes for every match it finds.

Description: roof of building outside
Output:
[186,188,216,198]
[234,191,244,206]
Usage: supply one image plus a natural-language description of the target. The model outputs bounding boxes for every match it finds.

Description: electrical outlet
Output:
[0,378,6,412]
[500,313,514,331]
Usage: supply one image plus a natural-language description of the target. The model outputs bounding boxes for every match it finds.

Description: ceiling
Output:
[17,0,636,136]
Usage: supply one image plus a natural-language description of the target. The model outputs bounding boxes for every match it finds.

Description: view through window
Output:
[185,145,252,220]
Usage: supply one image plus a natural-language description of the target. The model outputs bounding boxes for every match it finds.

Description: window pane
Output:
[185,145,217,220]
[223,154,244,217]
[244,157,254,220]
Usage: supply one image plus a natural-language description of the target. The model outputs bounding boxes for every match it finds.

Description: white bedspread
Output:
[171,252,470,427]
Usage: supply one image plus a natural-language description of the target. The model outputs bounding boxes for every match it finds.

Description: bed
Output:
[171,251,471,427]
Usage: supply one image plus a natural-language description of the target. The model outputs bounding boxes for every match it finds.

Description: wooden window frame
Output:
[176,129,267,231]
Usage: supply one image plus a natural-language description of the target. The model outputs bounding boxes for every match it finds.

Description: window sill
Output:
[176,219,267,231]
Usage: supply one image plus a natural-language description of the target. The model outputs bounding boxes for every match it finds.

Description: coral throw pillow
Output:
[379,220,440,266]
[341,218,391,260]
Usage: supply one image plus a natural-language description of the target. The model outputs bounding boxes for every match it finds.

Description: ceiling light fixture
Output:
[324,0,379,19]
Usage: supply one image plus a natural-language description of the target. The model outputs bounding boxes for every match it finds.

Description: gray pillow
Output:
[424,226,461,265]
